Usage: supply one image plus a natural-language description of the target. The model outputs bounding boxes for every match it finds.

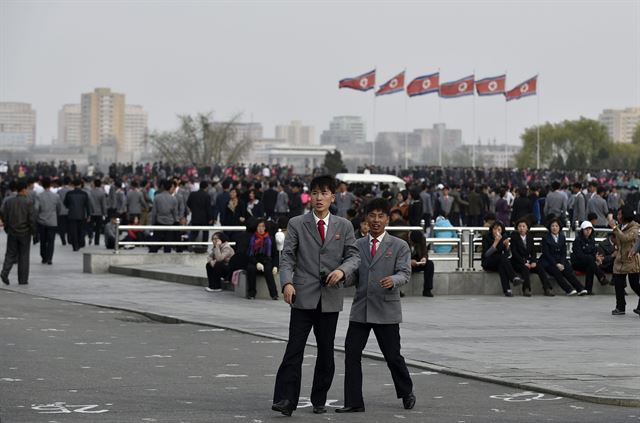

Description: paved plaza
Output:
[1,234,639,420]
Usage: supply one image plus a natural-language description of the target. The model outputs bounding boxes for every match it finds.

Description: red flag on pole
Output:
[375,71,405,96]
[407,72,440,97]
[338,69,376,92]
[439,75,475,98]
[475,75,506,96]
[505,75,537,101]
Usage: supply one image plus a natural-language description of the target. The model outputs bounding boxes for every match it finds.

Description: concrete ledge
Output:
[84,251,208,274]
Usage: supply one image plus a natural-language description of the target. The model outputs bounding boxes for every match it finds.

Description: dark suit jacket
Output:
[262,188,278,214]
[540,233,570,268]
[481,232,510,268]
[509,232,537,266]
[187,190,213,225]
[64,188,90,221]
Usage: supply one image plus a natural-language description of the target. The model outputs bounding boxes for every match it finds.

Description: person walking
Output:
[64,179,90,251]
[272,175,360,417]
[56,176,72,246]
[149,180,179,253]
[186,181,214,245]
[1,181,36,285]
[126,180,148,223]
[336,198,415,413]
[88,179,108,246]
[35,178,62,265]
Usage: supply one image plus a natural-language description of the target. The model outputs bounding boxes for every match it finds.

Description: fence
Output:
[113,220,615,272]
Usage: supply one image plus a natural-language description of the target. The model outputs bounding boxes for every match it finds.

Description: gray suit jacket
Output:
[35,190,62,227]
[280,212,360,313]
[346,233,411,324]
[587,195,608,226]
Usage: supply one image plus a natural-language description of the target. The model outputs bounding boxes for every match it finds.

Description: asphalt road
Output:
[1,290,638,423]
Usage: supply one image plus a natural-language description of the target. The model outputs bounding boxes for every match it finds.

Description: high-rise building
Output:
[123,105,148,162]
[598,107,640,144]
[320,116,366,146]
[57,104,82,146]
[275,120,315,145]
[0,102,36,150]
[214,121,263,142]
[81,87,126,150]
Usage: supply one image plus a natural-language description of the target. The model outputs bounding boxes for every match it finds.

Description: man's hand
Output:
[379,276,394,289]
[556,263,565,272]
[283,284,296,305]
[325,269,345,286]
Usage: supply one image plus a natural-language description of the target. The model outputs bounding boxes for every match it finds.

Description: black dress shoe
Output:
[313,405,327,414]
[403,392,416,410]
[633,308,640,316]
[1,274,9,285]
[272,399,294,416]
[335,406,365,413]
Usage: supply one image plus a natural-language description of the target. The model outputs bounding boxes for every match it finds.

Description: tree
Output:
[151,113,252,165]
[515,117,612,169]
[323,150,346,176]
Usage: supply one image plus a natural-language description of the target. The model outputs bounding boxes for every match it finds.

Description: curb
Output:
[3,287,639,407]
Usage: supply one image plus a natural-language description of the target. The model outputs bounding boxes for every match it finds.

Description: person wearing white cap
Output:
[570,220,609,294]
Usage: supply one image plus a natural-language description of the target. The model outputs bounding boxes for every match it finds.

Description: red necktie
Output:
[371,238,378,257]
[317,220,325,243]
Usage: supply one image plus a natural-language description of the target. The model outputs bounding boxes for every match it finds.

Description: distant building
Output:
[320,116,366,146]
[81,88,126,152]
[214,121,263,143]
[598,107,640,144]
[0,102,36,151]
[459,141,521,168]
[275,120,315,146]
[57,104,82,146]
[123,105,148,162]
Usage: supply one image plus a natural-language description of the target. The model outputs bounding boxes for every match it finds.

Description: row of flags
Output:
[338,70,537,101]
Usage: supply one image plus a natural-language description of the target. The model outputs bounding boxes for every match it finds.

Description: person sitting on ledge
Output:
[509,218,554,297]
[205,232,234,292]
[246,218,279,300]
[481,221,523,297]
[540,217,587,296]
[570,220,610,294]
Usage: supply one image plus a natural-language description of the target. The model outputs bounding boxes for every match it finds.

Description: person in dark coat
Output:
[540,217,587,296]
[246,189,265,219]
[481,221,523,296]
[570,220,609,294]
[509,218,554,297]
[0,181,36,285]
[288,182,304,217]
[262,180,278,220]
[246,219,278,300]
[510,187,533,226]
[408,230,434,297]
[64,179,90,251]
[186,181,214,244]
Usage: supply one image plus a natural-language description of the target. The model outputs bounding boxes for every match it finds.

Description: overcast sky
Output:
[1,0,638,148]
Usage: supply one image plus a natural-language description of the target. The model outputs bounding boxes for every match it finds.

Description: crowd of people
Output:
[0,161,638,312]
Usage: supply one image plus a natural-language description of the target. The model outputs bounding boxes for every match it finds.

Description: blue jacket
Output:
[540,232,570,268]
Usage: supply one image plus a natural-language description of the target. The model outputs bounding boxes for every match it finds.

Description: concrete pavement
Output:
[0,234,639,407]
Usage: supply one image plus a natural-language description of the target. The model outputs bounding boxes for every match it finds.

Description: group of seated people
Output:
[481,211,629,298]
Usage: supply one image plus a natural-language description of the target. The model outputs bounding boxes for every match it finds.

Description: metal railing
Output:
[113,219,618,272]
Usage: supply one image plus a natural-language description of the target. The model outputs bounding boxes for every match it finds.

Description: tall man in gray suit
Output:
[336,198,415,413]
[272,175,360,417]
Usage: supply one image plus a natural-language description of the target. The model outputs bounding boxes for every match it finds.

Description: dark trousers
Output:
[38,224,57,263]
[543,263,585,293]
[68,219,84,251]
[343,321,413,408]
[273,305,339,409]
[572,256,606,293]
[57,215,68,245]
[90,216,104,245]
[412,261,434,294]
[246,256,278,298]
[205,261,229,289]
[512,261,552,291]
[149,224,175,253]
[2,234,31,284]
[612,273,640,311]
[482,255,516,293]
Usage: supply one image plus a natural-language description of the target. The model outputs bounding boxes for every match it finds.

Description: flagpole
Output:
[404,84,409,169]
[438,68,442,167]
[536,75,541,169]
[472,69,476,169]
[372,85,377,167]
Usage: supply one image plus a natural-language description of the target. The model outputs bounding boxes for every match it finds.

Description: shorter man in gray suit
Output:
[336,198,415,413]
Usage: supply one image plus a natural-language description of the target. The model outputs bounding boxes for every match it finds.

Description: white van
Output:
[335,173,406,190]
